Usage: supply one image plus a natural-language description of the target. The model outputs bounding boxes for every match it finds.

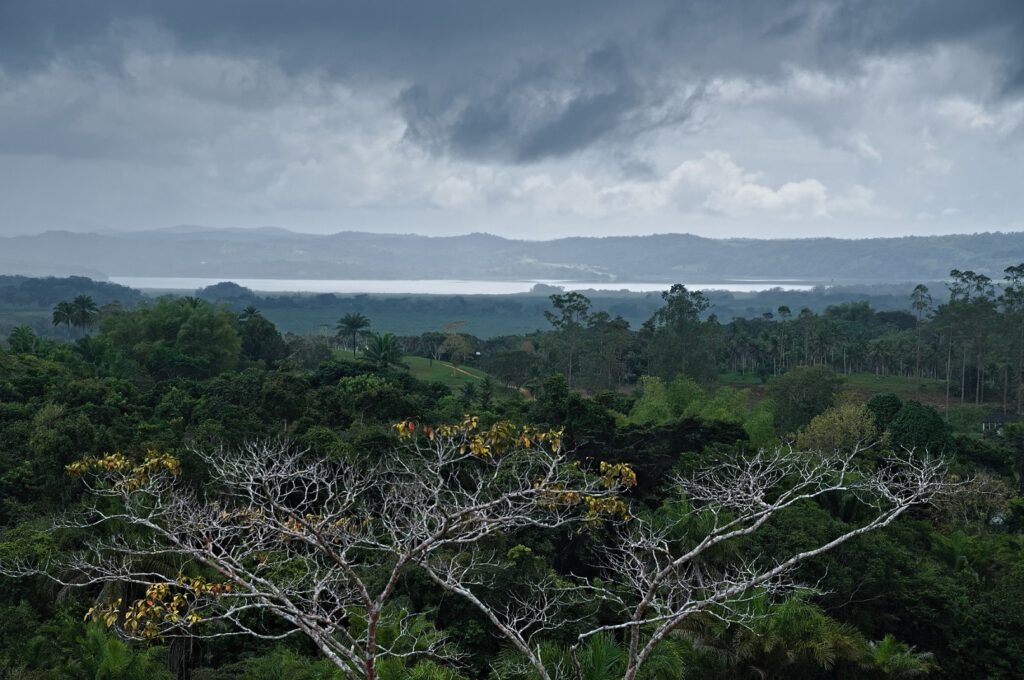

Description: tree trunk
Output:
[365,609,378,680]
[961,347,967,405]
[945,335,952,414]
[1003,364,1009,414]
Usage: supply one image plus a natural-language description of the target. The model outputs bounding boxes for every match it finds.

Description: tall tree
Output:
[336,313,371,356]
[643,284,714,382]
[70,295,99,335]
[1003,264,1024,413]
[544,292,592,388]
[910,284,932,382]
[52,300,75,338]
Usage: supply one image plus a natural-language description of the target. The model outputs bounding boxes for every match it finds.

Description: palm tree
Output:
[67,625,169,680]
[364,332,403,368]
[52,300,75,338]
[71,295,99,335]
[492,632,688,680]
[238,305,262,322]
[865,634,936,677]
[336,313,371,356]
[716,594,867,679]
[7,325,38,354]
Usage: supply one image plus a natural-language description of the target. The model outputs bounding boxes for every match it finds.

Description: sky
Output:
[0,0,1023,240]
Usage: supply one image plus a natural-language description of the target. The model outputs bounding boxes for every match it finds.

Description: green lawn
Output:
[331,350,505,394]
[403,355,495,392]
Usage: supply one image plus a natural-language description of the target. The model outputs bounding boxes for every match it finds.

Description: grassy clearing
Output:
[719,370,959,410]
[840,372,948,407]
[403,355,496,392]
[331,350,504,394]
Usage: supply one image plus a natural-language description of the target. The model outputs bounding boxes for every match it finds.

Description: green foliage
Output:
[712,594,868,678]
[796,403,877,452]
[63,625,172,680]
[626,376,673,425]
[364,332,404,368]
[239,313,288,366]
[944,405,986,435]
[866,634,935,678]
[3,270,1024,679]
[101,298,241,378]
[667,375,704,416]
[7,325,40,354]
[768,366,843,434]
[193,647,344,680]
[492,632,689,680]
[887,401,951,453]
[643,284,718,383]
[689,386,748,423]
[866,393,903,432]
[743,401,777,449]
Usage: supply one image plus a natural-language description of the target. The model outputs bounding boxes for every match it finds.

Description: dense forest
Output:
[1,267,1023,679]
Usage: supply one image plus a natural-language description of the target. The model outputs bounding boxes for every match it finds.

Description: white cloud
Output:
[668,151,828,218]
[486,151,863,224]
[845,133,883,161]
[935,97,998,130]
[933,96,1024,134]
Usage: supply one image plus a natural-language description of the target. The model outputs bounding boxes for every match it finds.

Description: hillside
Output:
[2,228,1023,283]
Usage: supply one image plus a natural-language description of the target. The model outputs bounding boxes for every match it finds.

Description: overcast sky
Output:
[1,0,1022,240]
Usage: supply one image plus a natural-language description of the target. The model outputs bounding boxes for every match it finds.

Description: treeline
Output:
[1,275,922,340]
[0,275,143,308]
[465,267,1024,414]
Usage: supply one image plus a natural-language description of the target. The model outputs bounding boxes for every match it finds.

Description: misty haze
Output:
[1,2,1022,680]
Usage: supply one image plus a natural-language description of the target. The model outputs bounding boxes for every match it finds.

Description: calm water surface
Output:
[110,277,818,295]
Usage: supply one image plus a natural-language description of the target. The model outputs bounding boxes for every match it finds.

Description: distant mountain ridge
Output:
[2,228,1022,283]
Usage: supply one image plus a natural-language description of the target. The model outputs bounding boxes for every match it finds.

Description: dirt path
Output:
[443,363,483,379]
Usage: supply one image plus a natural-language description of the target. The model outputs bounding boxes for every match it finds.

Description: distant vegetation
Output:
[1,275,927,340]
[3,227,1024,281]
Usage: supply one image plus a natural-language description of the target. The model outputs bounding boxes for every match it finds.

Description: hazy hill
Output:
[2,228,1023,283]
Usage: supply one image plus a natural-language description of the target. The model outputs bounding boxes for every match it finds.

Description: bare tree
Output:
[2,421,625,680]
[565,447,950,680]
[2,432,950,680]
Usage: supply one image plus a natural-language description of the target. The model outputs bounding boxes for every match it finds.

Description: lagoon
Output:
[109,277,819,295]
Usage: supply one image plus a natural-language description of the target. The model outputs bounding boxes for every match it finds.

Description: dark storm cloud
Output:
[398,45,656,163]
[1,0,1022,162]
[3,1,1022,79]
